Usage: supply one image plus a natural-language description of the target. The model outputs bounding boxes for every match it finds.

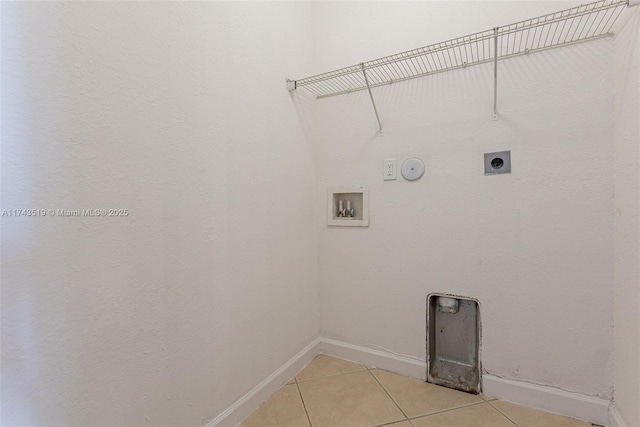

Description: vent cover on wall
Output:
[427,294,481,394]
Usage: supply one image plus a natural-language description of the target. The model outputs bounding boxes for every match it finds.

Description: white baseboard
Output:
[319,337,427,380]
[206,336,425,426]
[321,339,612,426]
[207,336,613,427]
[483,375,610,426]
[609,404,629,427]
[206,336,321,427]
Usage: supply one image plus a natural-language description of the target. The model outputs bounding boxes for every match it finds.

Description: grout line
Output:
[487,400,521,427]
[368,366,490,423]
[406,400,487,421]
[296,367,369,383]
[367,367,410,420]
[295,380,314,427]
[373,419,412,427]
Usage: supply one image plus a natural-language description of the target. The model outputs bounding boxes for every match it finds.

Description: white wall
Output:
[613,8,640,427]
[1,2,319,426]
[3,2,637,425]
[309,1,615,399]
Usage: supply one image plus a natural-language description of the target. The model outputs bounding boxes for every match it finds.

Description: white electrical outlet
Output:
[383,158,397,180]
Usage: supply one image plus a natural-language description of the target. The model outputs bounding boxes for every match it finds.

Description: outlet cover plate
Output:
[383,158,397,180]
[484,151,511,175]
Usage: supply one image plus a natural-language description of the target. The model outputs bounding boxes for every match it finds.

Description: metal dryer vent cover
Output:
[484,151,511,175]
[427,293,481,394]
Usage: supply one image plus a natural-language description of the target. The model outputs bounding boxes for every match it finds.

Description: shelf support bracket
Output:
[361,63,384,136]
[493,27,499,121]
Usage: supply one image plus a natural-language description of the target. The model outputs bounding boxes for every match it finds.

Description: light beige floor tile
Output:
[481,394,496,401]
[296,354,367,381]
[298,370,406,427]
[410,402,516,427]
[490,400,592,427]
[240,384,310,427]
[372,369,483,418]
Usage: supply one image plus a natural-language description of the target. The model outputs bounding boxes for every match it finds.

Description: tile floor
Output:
[240,355,595,427]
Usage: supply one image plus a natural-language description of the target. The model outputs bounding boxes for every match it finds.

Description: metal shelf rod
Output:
[362,64,383,135]
[493,28,498,121]
[290,0,627,97]
[288,0,629,131]
[312,33,611,99]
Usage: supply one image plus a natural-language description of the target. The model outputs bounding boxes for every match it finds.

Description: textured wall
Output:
[613,8,640,427]
[308,1,615,399]
[1,2,319,426]
[2,2,636,425]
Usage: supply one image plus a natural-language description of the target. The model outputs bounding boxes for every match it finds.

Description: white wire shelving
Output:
[287,0,631,134]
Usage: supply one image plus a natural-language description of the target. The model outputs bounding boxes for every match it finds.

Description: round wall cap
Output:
[401,158,425,181]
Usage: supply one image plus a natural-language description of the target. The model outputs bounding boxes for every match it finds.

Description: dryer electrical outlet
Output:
[484,151,511,175]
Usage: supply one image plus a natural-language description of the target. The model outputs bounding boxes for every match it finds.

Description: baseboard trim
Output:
[206,336,321,427]
[319,337,427,380]
[483,375,610,426]
[609,404,629,427]
[207,337,613,427]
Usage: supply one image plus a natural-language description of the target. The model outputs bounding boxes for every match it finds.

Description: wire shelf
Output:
[290,0,628,99]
